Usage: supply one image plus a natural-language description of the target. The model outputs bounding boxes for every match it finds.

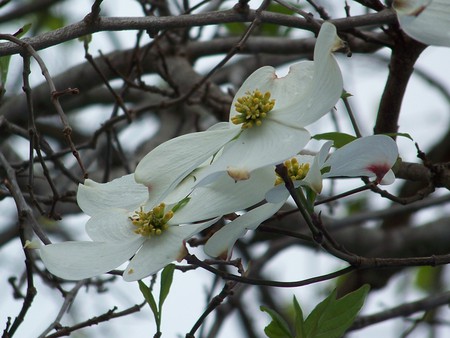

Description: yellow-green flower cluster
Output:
[130,203,174,237]
[275,158,310,186]
[231,90,275,129]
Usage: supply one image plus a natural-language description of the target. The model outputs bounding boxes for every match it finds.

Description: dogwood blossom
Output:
[40,175,205,282]
[204,135,399,258]
[393,0,450,47]
[40,165,276,282]
[135,22,344,198]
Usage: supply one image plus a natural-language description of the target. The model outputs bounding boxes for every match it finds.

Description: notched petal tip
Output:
[226,167,250,181]
[319,22,346,53]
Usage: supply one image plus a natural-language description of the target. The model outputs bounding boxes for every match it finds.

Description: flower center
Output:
[231,89,275,129]
[130,203,174,237]
[275,158,310,185]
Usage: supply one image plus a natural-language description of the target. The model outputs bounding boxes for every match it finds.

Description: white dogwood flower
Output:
[393,0,450,47]
[205,135,399,258]
[40,167,275,282]
[135,22,344,199]
[40,175,207,281]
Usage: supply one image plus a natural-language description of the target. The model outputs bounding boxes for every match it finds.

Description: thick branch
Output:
[0,10,397,57]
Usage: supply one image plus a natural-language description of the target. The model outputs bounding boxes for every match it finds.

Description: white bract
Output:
[135,22,344,197]
[40,175,207,282]
[393,0,450,47]
[40,167,276,282]
[40,159,273,281]
[204,135,399,258]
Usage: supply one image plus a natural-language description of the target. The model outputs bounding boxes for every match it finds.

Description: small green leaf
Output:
[303,187,317,211]
[78,34,92,44]
[293,296,306,338]
[261,306,294,338]
[415,266,440,292]
[159,264,175,309]
[12,23,32,38]
[171,196,190,213]
[222,22,248,36]
[138,280,159,321]
[312,133,357,148]
[304,285,370,338]
[341,90,353,99]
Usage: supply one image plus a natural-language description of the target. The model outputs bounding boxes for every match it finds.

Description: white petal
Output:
[123,220,217,281]
[230,63,314,123]
[269,22,344,126]
[197,121,310,181]
[77,174,147,216]
[171,167,276,223]
[394,0,431,13]
[265,184,290,203]
[302,141,333,193]
[134,128,239,204]
[40,238,144,280]
[323,135,398,182]
[273,22,344,127]
[86,208,139,242]
[380,169,396,185]
[394,0,450,47]
[204,202,284,258]
[229,24,343,129]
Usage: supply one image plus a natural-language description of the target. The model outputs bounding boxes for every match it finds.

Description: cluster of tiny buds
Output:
[231,89,275,129]
[275,158,310,185]
[130,203,174,237]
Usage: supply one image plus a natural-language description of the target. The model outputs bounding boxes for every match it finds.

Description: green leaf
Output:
[159,264,175,309]
[138,280,159,321]
[293,296,306,338]
[38,12,66,30]
[304,285,370,338]
[259,3,296,37]
[261,306,294,338]
[222,22,248,36]
[303,187,317,212]
[415,266,440,292]
[312,133,357,148]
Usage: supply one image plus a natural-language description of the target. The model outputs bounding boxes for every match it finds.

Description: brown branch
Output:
[43,303,145,338]
[374,34,427,135]
[350,291,450,330]
[0,150,50,244]
[0,10,397,57]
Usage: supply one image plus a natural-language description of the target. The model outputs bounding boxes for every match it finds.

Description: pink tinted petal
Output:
[323,135,398,182]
